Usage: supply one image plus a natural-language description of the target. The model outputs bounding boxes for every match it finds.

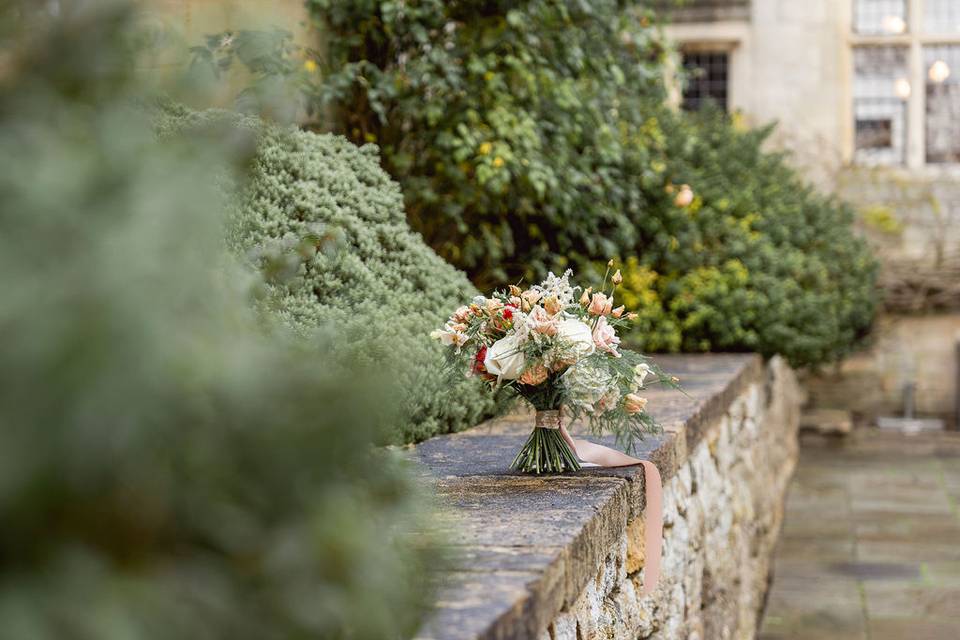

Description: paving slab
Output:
[760,429,960,640]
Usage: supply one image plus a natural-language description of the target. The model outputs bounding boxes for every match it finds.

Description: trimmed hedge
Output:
[155,106,499,444]
[0,3,433,638]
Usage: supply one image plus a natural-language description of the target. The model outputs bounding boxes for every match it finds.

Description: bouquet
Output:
[433,262,679,474]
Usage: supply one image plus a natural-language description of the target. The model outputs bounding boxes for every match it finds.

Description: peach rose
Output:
[624,393,648,414]
[519,362,549,386]
[543,295,562,316]
[587,292,609,316]
[527,305,559,336]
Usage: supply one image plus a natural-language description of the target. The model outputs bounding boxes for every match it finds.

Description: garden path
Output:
[759,430,960,640]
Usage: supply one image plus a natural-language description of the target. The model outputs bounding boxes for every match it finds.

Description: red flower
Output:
[472,346,488,374]
[502,306,515,320]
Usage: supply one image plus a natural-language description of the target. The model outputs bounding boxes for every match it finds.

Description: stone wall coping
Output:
[410,353,765,640]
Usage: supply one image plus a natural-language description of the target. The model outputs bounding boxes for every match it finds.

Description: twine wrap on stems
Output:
[534,409,561,430]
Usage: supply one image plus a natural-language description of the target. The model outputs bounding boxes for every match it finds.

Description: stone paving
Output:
[759,430,960,640]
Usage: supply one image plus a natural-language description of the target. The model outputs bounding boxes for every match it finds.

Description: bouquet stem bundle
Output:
[434,266,680,475]
[510,410,580,474]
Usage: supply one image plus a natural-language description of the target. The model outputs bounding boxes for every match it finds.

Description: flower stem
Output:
[510,427,581,474]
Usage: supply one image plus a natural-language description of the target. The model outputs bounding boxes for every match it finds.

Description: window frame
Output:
[680,48,732,112]
[847,0,960,170]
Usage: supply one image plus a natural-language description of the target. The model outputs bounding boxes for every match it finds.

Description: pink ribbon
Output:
[557,419,663,596]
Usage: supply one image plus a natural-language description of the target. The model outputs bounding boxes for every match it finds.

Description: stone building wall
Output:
[544,357,800,640]
[665,1,960,428]
[136,0,316,109]
[803,168,960,427]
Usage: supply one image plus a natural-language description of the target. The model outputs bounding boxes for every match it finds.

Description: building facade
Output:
[664,0,960,427]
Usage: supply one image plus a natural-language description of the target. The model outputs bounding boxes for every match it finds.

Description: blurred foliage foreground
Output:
[0,2,434,638]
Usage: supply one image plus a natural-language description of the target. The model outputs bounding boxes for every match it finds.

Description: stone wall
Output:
[412,355,801,640]
[545,358,800,640]
[802,168,960,428]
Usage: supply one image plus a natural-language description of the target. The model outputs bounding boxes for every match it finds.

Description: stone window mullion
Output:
[907,0,925,168]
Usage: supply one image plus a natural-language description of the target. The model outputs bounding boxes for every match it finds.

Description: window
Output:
[851,0,960,166]
[925,45,960,162]
[854,0,908,35]
[681,51,729,112]
[924,0,960,34]
[853,47,909,164]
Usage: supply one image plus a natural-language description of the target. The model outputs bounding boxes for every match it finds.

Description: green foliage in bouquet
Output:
[0,2,433,637]
[307,0,878,368]
[154,105,499,444]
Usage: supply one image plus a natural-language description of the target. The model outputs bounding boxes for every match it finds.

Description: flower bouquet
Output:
[433,263,679,475]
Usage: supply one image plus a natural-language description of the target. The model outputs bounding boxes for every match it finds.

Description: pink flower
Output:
[587,292,609,316]
[592,316,621,356]
[527,305,559,336]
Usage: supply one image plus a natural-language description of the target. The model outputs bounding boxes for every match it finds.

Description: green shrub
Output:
[0,2,433,638]
[611,108,878,367]
[307,0,877,367]
[155,105,499,444]
[310,0,670,290]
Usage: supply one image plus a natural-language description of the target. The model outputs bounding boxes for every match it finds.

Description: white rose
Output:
[633,363,651,390]
[555,319,595,360]
[484,335,526,380]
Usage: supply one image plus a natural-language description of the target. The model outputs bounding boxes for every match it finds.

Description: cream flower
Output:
[561,362,615,413]
[592,316,621,357]
[484,335,526,380]
[633,363,651,390]
[595,387,621,414]
[431,325,469,349]
[555,319,595,361]
[624,393,648,414]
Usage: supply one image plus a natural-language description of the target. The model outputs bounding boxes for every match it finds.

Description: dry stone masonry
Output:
[412,354,801,640]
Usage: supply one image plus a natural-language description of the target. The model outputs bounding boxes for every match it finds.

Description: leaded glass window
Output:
[925,45,960,162]
[853,46,910,165]
[854,0,908,35]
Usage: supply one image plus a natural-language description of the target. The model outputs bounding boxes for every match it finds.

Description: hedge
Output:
[155,105,499,444]
[0,3,434,638]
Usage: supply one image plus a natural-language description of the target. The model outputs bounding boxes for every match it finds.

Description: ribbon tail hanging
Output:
[558,423,663,596]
